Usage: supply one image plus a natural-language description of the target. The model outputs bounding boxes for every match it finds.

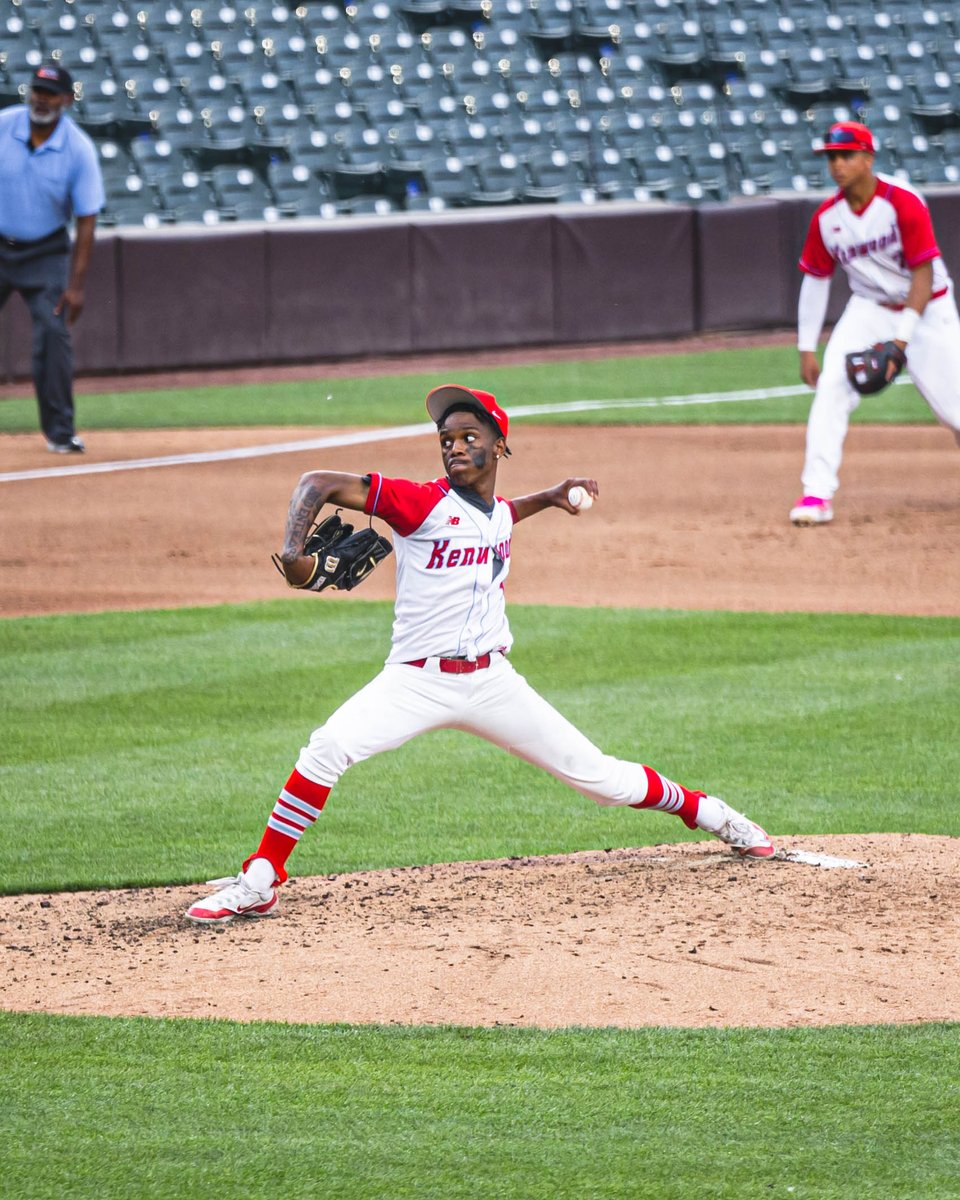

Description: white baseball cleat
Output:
[185,873,279,924]
[704,798,775,859]
[790,496,833,526]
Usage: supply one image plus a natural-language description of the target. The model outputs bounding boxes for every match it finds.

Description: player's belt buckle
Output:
[439,654,491,674]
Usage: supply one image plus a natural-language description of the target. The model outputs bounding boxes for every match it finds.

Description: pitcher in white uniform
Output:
[792,120,960,526]
[187,385,775,924]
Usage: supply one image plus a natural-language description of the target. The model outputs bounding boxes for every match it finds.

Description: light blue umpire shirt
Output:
[0,104,105,242]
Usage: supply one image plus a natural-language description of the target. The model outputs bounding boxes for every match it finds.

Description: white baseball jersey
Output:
[799,172,950,304]
[365,473,516,664]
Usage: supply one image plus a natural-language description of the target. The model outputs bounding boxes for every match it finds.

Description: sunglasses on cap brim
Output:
[823,129,872,149]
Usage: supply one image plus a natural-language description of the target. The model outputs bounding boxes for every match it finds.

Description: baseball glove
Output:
[272,511,392,592]
[845,341,907,395]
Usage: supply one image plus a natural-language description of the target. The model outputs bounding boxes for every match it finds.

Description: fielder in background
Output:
[187,384,775,924]
[791,120,960,526]
[0,64,104,453]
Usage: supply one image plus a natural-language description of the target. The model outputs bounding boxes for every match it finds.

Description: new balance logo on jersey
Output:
[426,538,511,569]
[448,517,460,525]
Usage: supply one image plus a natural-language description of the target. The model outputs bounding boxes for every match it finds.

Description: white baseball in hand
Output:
[568,485,593,511]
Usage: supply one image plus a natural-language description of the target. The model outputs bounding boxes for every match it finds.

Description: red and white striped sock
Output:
[242,768,330,885]
[630,765,701,829]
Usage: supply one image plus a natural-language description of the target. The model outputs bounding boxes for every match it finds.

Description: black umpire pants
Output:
[0,227,76,444]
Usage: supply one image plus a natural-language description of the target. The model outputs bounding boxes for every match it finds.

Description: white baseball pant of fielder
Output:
[802,289,960,501]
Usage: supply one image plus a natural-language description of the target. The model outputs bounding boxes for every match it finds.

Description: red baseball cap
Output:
[426,384,511,455]
[815,121,876,153]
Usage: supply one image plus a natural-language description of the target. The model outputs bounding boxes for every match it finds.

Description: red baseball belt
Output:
[879,286,947,311]
[405,652,499,674]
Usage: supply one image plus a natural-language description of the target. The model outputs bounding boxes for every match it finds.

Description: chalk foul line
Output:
[0,382,816,484]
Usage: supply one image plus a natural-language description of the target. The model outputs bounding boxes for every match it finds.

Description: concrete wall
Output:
[4,190,959,381]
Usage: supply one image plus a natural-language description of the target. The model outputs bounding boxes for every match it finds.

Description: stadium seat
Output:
[153,168,223,224]
[417,153,477,205]
[580,134,640,195]
[129,130,197,182]
[331,192,398,216]
[521,145,584,200]
[832,42,884,98]
[704,11,752,70]
[99,172,165,227]
[553,115,602,169]
[469,149,527,203]
[267,159,334,216]
[281,124,343,173]
[645,12,709,83]
[40,17,99,67]
[209,163,279,220]
[524,1,577,46]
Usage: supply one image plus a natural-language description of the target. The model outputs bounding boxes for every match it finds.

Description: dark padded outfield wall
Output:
[69,235,120,375]
[118,228,270,370]
[554,204,696,341]
[926,192,960,284]
[410,211,554,351]
[265,220,413,360]
[697,200,795,330]
[4,192,959,381]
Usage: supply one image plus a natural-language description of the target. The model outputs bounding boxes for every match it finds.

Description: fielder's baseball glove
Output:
[845,341,907,395]
[272,511,392,592]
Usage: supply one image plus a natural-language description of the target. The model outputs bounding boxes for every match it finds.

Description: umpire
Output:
[0,64,105,452]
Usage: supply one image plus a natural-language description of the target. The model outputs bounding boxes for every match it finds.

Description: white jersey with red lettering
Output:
[364,472,516,664]
[796,174,960,502]
[799,173,951,304]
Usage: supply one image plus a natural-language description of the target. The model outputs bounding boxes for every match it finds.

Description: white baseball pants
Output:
[295,653,651,806]
[802,291,960,499]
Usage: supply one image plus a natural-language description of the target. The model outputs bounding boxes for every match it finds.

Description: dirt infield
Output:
[2,836,957,1028]
[1,391,959,1027]
[2,423,959,618]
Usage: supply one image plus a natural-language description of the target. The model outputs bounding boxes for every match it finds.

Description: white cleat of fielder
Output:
[790,496,834,526]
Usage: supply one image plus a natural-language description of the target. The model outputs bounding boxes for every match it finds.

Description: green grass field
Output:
[0,343,937,431]
[4,1014,959,1200]
[2,603,958,892]
[2,341,958,1199]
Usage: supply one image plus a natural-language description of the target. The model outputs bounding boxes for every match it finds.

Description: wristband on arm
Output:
[894,307,920,345]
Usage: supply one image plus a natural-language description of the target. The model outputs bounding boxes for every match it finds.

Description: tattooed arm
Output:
[278,471,372,586]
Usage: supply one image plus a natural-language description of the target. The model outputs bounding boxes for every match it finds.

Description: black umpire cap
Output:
[31,64,74,95]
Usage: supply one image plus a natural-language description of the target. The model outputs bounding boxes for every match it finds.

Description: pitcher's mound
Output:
[1,833,956,1028]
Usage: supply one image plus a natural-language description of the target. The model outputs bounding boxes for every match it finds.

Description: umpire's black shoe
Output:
[46,436,86,454]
